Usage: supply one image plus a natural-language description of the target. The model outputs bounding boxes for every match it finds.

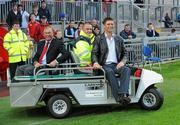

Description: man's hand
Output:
[34,62,42,68]
[128,35,132,39]
[48,60,58,67]
[116,62,125,69]
[93,63,102,69]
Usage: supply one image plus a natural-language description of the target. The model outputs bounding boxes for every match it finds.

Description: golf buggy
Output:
[8,62,164,118]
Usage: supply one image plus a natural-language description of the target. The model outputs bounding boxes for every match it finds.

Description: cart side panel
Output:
[9,82,43,107]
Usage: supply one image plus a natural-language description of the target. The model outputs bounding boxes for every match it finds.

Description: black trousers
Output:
[9,61,25,80]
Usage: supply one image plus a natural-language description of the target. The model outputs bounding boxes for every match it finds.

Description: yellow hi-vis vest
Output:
[3,29,30,63]
[73,31,95,66]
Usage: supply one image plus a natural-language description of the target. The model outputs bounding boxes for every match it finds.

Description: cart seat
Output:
[14,73,104,82]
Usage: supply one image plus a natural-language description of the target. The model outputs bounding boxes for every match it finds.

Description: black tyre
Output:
[47,94,71,118]
[140,88,164,110]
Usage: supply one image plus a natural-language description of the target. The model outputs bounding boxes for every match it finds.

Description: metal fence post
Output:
[100,0,103,32]
[130,0,134,31]
[115,1,118,34]
[62,0,66,40]
[82,0,85,22]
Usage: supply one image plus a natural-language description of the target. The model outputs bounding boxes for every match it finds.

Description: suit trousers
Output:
[102,63,131,101]
[16,64,35,76]
[9,61,25,80]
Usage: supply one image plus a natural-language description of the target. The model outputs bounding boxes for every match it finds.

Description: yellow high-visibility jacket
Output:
[3,29,30,63]
[73,31,95,66]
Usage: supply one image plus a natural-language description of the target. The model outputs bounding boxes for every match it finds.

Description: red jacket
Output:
[0,27,9,72]
[28,21,40,40]
[34,23,49,42]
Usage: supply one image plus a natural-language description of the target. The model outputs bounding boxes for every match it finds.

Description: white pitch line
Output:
[28,118,53,125]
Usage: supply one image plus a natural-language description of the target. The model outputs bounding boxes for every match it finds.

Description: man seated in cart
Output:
[73,22,95,67]
[92,17,131,105]
[15,26,70,77]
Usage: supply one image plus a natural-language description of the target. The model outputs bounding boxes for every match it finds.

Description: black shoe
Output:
[118,94,131,106]
[122,96,131,105]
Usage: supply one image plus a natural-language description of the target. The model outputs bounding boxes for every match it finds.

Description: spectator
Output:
[146,23,160,57]
[92,17,131,105]
[0,26,9,83]
[93,25,100,36]
[0,1,6,23]
[134,0,144,8]
[6,3,22,29]
[16,26,70,76]
[73,22,95,66]
[11,0,18,4]
[3,20,31,81]
[74,22,84,39]
[162,13,173,28]
[146,23,159,37]
[102,0,117,17]
[38,1,51,23]
[18,4,29,34]
[91,19,98,28]
[91,19,99,36]
[169,28,179,57]
[55,30,63,40]
[34,15,49,42]
[176,13,180,23]
[28,13,40,42]
[120,24,136,39]
[170,28,176,36]
[64,20,77,40]
[134,0,144,20]
[31,4,40,22]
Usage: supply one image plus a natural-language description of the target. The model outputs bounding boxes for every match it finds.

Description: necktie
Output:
[38,42,49,64]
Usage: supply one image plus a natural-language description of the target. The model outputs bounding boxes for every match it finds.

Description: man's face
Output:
[91,19,97,26]
[43,28,54,41]
[12,24,20,31]
[104,20,114,33]
[41,18,47,24]
[33,7,38,12]
[149,24,154,29]
[79,24,84,30]
[18,6,22,11]
[13,5,17,11]
[125,26,130,32]
[83,24,92,35]
[70,22,75,27]
[30,14,36,22]
[42,2,46,8]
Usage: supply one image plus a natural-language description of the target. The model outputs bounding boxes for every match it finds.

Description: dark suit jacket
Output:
[92,33,127,66]
[33,38,69,64]
[146,30,159,37]
[119,30,136,39]
[6,10,22,28]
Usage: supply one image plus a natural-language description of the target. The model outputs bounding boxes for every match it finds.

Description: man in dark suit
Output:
[146,23,159,37]
[92,17,131,105]
[16,26,70,76]
[6,3,22,29]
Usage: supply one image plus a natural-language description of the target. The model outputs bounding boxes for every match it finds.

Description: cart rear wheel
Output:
[47,94,71,118]
[140,88,164,110]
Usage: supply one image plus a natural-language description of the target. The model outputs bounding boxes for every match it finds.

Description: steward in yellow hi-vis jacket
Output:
[73,22,95,66]
[3,20,30,81]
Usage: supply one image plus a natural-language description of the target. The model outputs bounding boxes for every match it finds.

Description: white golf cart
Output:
[8,63,164,118]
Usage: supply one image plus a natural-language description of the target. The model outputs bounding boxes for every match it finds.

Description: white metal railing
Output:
[1,1,180,32]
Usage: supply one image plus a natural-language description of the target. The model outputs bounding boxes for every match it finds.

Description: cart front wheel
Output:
[140,88,164,110]
[47,94,71,118]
